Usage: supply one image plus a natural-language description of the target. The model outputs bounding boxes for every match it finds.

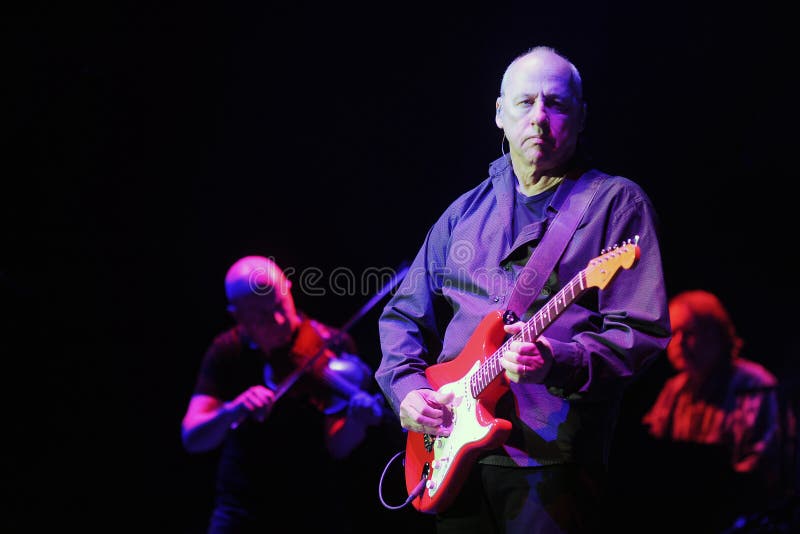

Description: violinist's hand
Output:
[501,322,554,384]
[399,388,454,436]
[225,385,275,424]
[347,391,384,427]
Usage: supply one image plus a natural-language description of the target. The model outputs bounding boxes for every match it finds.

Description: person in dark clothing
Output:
[640,289,789,532]
[181,255,386,533]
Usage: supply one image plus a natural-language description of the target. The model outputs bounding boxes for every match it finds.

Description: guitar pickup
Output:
[423,433,435,452]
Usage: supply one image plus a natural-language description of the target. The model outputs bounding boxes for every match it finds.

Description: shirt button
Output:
[542,288,551,296]
[492,296,500,303]
[503,264,511,271]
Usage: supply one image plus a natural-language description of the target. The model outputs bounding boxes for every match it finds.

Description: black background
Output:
[6,1,798,531]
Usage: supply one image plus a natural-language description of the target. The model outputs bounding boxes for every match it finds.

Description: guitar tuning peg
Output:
[634,235,640,245]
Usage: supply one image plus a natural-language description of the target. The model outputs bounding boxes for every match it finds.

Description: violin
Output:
[274,318,386,417]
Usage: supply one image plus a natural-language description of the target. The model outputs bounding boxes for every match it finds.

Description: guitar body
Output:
[404,311,513,514]
[402,238,640,515]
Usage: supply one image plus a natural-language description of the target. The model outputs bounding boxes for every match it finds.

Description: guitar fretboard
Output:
[468,269,589,397]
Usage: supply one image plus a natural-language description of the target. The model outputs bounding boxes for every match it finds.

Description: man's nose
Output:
[529,101,547,126]
[273,311,286,326]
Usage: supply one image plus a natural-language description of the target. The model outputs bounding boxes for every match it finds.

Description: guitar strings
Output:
[469,270,588,396]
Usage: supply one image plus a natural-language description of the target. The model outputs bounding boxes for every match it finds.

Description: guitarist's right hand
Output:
[399,388,454,436]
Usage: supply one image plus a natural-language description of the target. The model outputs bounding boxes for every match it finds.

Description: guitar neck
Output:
[469,268,589,397]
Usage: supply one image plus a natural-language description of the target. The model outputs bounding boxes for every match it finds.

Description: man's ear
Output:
[495,98,504,129]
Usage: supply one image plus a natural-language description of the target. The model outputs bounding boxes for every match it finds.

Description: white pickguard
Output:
[425,360,490,498]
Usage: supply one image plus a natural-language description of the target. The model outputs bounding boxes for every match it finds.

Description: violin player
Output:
[181,255,387,533]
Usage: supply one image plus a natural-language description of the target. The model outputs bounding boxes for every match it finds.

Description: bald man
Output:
[181,256,386,533]
[376,46,670,533]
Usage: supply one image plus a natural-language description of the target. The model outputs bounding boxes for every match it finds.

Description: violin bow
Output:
[231,332,328,431]
[270,345,328,402]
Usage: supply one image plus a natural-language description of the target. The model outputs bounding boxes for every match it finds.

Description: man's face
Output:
[231,286,298,353]
[496,53,584,172]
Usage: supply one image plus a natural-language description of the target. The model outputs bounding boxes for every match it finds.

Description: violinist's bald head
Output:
[224,255,290,304]
[224,255,300,352]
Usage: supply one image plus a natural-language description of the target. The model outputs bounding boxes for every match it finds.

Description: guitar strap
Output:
[503,169,608,323]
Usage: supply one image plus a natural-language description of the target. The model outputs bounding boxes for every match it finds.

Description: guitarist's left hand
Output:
[501,322,554,383]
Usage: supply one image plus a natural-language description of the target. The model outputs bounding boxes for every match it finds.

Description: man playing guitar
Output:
[375,46,671,534]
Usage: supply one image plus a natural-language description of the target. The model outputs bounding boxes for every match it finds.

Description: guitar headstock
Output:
[584,236,640,289]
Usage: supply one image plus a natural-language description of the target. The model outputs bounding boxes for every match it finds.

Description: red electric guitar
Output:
[404,237,641,514]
